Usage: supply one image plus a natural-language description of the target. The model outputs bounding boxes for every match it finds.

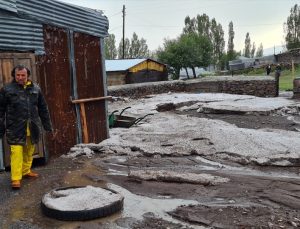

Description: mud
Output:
[0,94,300,228]
[175,110,300,132]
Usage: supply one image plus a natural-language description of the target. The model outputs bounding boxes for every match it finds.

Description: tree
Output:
[284,4,300,50]
[128,32,149,58]
[157,39,182,78]
[183,14,211,38]
[256,43,264,57]
[211,18,225,69]
[179,33,212,77]
[104,34,117,59]
[195,14,211,37]
[183,16,196,34]
[225,21,238,69]
[157,34,212,79]
[250,42,256,58]
[183,14,224,69]
[118,33,149,59]
[118,38,130,58]
[227,21,235,54]
[244,32,251,57]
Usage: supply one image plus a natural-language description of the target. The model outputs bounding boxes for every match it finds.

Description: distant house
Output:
[106,59,168,86]
[255,55,276,65]
[229,56,255,70]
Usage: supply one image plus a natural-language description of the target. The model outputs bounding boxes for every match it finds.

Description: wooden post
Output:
[71,96,112,144]
[292,60,295,79]
[79,103,89,143]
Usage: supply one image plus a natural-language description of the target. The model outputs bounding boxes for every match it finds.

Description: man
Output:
[274,64,282,97]
[266,64,271,75]
[275,64,282,77]
[0,65,52,189]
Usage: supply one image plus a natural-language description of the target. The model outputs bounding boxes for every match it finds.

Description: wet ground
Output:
[0,93,300,228]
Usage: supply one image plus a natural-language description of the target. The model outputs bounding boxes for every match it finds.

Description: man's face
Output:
[15,68,28,86]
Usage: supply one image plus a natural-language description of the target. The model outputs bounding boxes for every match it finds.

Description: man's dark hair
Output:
[11,65,31,78]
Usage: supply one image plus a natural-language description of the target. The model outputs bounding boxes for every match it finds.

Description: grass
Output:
[279,66,300,91]
[245,65,300,91]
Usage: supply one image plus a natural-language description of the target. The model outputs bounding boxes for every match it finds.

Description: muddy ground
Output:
[0,95,300,229]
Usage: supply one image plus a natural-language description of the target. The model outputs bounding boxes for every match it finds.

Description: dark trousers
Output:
[275,72,280,97]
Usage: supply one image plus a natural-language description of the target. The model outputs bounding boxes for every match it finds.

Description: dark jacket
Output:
[0,80,52,145]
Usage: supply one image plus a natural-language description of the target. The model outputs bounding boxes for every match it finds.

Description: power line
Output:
[237,23,282,27]
[129,24,181,28]
[109,25,122,32]
[108,11,122,17]
[121,22,282,29]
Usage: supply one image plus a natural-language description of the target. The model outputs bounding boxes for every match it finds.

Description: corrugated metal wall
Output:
[0,14,44,53]
[37,25,77,156]
[73,32,108,143]
[0,0,109,53]
[16,0,109,38]
[0,0,17,13]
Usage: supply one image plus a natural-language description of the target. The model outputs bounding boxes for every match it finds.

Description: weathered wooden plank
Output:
[71,96,112,104]
[79,103,89,143]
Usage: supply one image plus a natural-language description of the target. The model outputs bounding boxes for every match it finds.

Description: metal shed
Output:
[106,59,168,86]
[0,0,110,168]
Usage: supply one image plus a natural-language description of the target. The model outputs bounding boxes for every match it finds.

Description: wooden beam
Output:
[72,96,112,143]
[79,103,89,143]
[71,96,112,104]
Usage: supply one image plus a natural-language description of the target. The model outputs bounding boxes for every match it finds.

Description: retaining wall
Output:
[276,48,300,64]
[108,75,277,98]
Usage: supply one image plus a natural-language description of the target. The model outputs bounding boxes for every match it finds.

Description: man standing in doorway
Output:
[0,65,52,189]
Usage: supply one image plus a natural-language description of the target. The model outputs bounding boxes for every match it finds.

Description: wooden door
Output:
[0,53,45,167]
[73,32,108,143]
[36,25,78,157]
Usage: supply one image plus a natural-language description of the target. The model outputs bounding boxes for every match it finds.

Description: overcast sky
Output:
[60,0,297,55]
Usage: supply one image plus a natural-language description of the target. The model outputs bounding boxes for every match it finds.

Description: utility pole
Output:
[122,5,126,59]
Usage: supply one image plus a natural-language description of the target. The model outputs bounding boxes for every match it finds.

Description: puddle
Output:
[107,183,204,228]
[63,160,106,187]
[107,183,198,220]
[195,156,300,180]
[107,168,128,176]
[57,183,203,229]
[53,159,204,228]
[48,157,300,229]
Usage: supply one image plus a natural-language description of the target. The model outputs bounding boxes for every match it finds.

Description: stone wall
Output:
[108,75,277,98]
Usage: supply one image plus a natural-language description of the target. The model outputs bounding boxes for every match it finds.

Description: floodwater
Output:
[48,158,205,229]
[0,152,299,228]
[195,156,300,179]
